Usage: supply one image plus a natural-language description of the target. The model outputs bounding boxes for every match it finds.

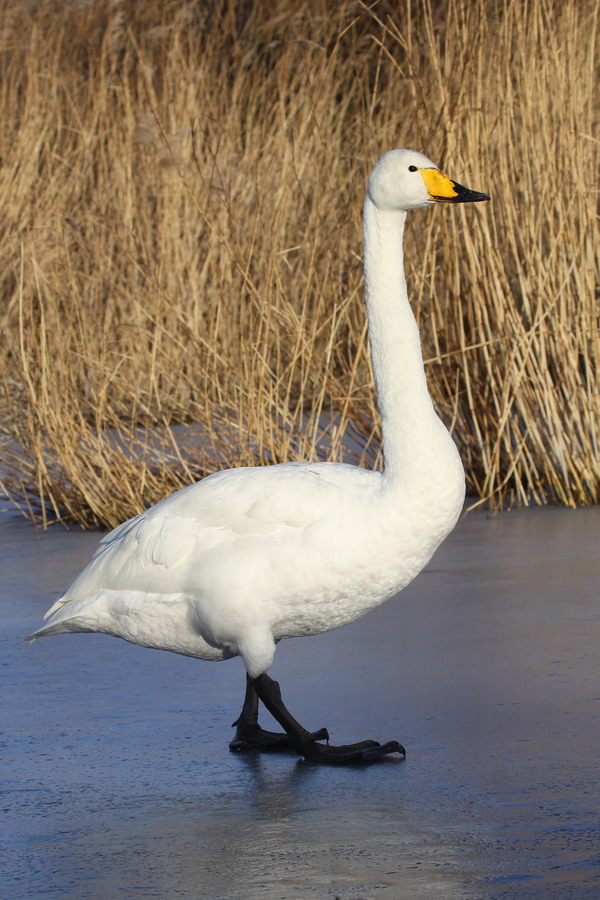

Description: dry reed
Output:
[0,0,598,528]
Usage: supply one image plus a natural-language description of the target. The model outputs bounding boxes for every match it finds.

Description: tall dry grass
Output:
[0,0,598,528]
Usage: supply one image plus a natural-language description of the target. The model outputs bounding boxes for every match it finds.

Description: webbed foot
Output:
[300,738,405,764]
[229,723,329,753]
[251,672,406,766]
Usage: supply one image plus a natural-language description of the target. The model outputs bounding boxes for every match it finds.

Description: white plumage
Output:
[29,149,488,763]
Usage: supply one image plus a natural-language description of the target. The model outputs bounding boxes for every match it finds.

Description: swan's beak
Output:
[420,168,490,203]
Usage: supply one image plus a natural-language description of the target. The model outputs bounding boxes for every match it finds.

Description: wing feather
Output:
[45,462,378,615]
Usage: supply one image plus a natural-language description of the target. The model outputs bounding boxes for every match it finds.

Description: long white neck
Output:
[363,196,444,485]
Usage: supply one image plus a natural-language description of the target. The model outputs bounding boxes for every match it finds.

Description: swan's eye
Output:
[408,165,418,172]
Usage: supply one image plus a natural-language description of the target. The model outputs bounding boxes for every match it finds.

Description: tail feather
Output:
[27,622,70,644]
[27,595,94,643]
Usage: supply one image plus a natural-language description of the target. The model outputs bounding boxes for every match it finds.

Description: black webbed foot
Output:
[229,723,329,753]
[251,672,406,766]
[300,738,405,764]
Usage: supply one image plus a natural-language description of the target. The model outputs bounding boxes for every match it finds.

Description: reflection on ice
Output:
[2,505,599,899]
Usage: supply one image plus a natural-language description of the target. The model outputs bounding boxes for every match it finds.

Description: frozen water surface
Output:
[1,505,599,899]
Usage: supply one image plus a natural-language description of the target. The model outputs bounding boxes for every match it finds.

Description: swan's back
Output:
[46,461,383,617]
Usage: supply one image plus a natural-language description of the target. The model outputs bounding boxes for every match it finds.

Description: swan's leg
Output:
[229,674,328,752]
[252,673,405,764]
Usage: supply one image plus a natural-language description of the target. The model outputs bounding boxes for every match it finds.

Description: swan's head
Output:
[367,149,489,211]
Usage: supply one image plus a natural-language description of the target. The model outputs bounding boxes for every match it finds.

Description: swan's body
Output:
[29,150,488,764]
[35,453,462,673]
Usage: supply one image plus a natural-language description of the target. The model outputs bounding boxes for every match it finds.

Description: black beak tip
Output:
[450,181,490,203]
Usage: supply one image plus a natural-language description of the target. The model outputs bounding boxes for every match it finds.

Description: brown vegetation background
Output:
[0,0,598,528]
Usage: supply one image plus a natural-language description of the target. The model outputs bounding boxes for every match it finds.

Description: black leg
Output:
[252,673,405,764]
[229,674,328,752]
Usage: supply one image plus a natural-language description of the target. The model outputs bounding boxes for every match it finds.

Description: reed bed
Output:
[0,0,598,528]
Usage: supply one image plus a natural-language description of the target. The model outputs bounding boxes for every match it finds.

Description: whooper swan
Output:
[29,149,489,764]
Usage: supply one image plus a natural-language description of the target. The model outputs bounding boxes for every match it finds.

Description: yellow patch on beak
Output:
[419,168,458,201]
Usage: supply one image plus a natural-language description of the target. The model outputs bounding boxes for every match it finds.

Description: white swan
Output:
[29,150,489,764]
